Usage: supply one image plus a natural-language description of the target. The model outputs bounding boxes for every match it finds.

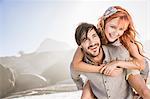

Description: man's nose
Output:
[89,40,94,45]
[90,42,96,48]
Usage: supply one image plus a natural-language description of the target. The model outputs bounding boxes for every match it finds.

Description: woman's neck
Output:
[108,39,122,46]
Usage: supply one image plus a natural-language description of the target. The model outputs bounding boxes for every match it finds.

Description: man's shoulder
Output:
[101,45,109,54]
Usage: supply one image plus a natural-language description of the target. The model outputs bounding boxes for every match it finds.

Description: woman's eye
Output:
[110,26,115,28]
[119,28,124,31]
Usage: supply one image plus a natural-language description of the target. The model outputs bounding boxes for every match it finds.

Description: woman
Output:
[71,6,150,99]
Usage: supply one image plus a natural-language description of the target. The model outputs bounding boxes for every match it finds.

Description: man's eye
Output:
[93,34,96,37]
[82,38,87,42]
[93,34,97,38]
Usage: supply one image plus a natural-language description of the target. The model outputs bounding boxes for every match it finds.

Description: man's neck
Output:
[85,48,103,65]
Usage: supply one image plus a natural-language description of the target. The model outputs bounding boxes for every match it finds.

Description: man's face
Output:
[80,29,101,57]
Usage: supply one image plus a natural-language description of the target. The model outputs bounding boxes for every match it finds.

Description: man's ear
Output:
[78,45,82,48]
[79,45,83,51]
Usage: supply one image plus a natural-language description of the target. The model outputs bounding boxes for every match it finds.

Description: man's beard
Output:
[86,48,100,58]
[86,52,98,58]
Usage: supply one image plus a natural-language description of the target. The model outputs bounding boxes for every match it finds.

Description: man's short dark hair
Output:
[75,22,100,46]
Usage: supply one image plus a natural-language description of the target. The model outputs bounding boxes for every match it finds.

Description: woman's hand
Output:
[99,61,121,76]
[103,61,118,75]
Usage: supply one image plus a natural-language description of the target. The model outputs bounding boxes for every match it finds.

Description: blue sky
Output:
[0,0,149,56]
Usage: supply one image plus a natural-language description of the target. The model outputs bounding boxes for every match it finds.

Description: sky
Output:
[0,0,149,56]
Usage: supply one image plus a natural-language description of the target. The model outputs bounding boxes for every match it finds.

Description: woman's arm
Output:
[71,47,101,73]
[71,47,123,76]
[104,59,142,70]
[101,60,140,75]
[102,42,145,75]
[117,42,144,70]
[127,42,145,70]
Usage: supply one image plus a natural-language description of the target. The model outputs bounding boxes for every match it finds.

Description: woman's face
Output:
[104,17,129,42]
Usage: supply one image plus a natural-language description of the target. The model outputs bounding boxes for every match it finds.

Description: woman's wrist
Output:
[98,65,104,74]
[114,61,121,68]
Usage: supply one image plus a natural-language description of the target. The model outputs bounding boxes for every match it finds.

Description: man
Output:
[70,23,133,99]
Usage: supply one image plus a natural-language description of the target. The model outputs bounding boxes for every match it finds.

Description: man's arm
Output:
[70,64,84,90]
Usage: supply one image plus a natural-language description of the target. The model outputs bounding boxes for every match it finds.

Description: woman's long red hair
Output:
[97,6,144,56]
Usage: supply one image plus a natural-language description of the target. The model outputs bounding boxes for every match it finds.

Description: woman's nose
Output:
[112,30,119,36]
